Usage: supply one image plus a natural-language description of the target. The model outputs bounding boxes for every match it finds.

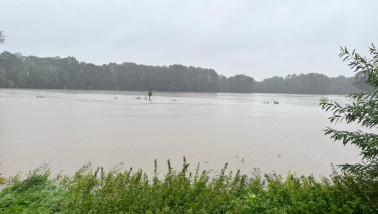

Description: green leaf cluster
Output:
[321,45,378,211]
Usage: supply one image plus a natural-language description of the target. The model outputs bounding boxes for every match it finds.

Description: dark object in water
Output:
[274,101,279,104]
[148,89,153,100]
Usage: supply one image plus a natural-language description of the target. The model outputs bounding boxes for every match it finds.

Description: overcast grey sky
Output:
[1,0,377,80]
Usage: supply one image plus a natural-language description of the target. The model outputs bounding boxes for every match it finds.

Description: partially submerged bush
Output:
[319,97,329,103]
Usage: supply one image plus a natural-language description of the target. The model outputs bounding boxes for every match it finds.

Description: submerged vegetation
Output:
[319,97,329,103]
[0,160,370,213]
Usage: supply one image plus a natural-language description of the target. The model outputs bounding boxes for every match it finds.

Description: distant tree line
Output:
[0,52,360,94]
[255,74,357,94]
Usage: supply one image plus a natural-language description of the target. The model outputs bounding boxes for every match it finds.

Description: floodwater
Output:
[0,89,361,177]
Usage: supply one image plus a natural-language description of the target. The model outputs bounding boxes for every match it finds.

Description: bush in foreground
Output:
[0,159,368,214]
[321,45,378,212]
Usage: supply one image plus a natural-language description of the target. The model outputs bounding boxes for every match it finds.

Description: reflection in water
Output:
[0,89,360,177]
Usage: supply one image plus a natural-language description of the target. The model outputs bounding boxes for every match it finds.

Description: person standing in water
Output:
[148,89,153,100]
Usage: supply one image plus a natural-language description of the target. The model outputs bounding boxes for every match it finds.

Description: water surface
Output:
[0,89,361,177]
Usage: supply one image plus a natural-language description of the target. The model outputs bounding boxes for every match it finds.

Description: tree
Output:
[353,71,374,92]
[0,30,5,45]
[227,74,255,93]
[0,51,358,94]
[322,45,377,178]
[321,45,378,210]
[0,30,4,181]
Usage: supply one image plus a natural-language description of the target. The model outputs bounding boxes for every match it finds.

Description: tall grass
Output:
[0,158,369,213]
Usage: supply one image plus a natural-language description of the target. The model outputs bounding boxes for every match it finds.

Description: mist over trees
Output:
[255,74,357,94]
[0,30,5,45]
[0,52,358,94]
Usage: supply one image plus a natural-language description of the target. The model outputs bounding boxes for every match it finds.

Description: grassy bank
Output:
[0,159,371,213]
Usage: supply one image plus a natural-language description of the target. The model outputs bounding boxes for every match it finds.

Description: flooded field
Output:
[0,89,360,177]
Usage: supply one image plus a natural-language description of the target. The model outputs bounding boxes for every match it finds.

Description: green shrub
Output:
[0,159,368,213]
[321,45,378,212]
[0,166,68,213]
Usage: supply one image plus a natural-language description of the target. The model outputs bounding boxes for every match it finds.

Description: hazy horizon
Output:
[0,50,357,80]
[1,0,378,80]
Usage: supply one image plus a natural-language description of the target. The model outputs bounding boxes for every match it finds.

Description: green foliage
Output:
[256,73,357,94]
[0,52,358,94]
[321,45,378,177]
[0,160,367,213]
[319,97,329,103]
[321,44,378,212]
[353,71,374,92]
[0,52,252,93]
[0,30,5,45]
[0,166,68,213]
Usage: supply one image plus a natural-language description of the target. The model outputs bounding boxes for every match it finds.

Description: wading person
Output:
[148,89,153,100]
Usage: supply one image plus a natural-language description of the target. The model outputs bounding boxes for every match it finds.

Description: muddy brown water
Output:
[0,89,361,177]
